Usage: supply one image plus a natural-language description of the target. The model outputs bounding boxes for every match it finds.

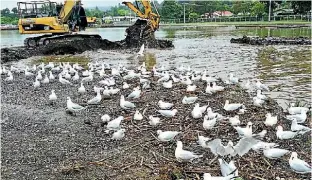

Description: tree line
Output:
[1,1,311,24]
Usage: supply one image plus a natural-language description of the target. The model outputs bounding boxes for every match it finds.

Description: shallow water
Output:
[2,26,311,109]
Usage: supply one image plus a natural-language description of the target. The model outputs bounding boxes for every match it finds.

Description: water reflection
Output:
[234,27,311,37]
[256,46,311,106]
[144,53,156,70]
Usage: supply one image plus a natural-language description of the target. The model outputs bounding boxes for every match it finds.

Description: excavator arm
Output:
[122,0,160,31]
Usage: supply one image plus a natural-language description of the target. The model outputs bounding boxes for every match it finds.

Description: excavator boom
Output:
[122,0,160,31]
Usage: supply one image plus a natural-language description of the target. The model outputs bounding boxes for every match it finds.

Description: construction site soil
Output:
[231,35,312,45]
[1,20,173,63]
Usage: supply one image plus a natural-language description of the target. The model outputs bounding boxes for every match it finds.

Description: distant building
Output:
[274,9,294,16]
[201,11,233,18]
[213,11,233,17]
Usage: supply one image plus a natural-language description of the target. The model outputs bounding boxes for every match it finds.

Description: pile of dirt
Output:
[230,35,311,45]
[1,20,173,63]
[1,64,311,180]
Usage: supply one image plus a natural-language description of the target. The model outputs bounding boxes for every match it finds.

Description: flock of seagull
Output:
[1,47,311,179]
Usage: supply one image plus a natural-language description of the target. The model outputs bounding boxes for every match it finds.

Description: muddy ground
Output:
[1,20,173,64]
[231,36,312,45]
[1,65,311,180]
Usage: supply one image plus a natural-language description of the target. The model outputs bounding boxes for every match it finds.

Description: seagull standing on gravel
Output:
[218,159,238,177]
[263,113,277,127]
[157,130,181,142]
[5,71,13,81]
[257,90,267,100]
[288,103,309,115]
[291,118,311,133]
[203,116,217,130]
[36,71,43,80]
[158,109,178,118]
[33,78,40,88]
[101,114,111,122]
[224,100,244,111]
[197,135,211,149]
[158,100,174,110]
[127,87,141,99]
[24,68,34,77]
[229,73,239,84]
[286,109,308,123]
[72,71,79,81]
[253,97,264,107]
[122,82,130,89]
[191,103,203,119]
[137,44,144,57]
[66,97,85,114]
[256,80,269,91]
[149,116,161,126]
[276,126,299,140]
[42,74,49,84]
[49,71,55,80]
[49,90,57,103]
[229,115,241,126]
[262,146,290,159]
[78,82,86,94]
[175,141,203,162]
[87,89,102,105]
[233,122,253,137]
[289,152,311,174]
[133,110,143,120]
[120,95,136,109]
[59,74,72,85]
[111,129,126,140]
[107,116,124,130]
[163,80,173,89]
[182,96,198,104]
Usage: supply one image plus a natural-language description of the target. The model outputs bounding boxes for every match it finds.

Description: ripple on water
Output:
[4,27,311,109]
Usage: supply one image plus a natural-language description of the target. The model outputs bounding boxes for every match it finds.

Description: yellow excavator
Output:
[122,0,160,33]
[17,0,160,48]
[17,0,101,48]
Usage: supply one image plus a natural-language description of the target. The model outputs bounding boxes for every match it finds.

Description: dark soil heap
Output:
[1,20,173,63]
[231,35,311,45]
[1,65,311,180]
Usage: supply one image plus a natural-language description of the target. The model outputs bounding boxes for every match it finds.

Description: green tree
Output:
[260,0,283,15]
[231,1,252,15]
[11,7,18,14]
[251,1,265,17]
[189,12,199,19]
[117,9,128,16]
[1,8,10,15]
[291,1,311,14]
[161,0,182,19]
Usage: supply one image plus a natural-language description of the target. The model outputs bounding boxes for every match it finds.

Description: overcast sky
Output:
[1,0,137,9]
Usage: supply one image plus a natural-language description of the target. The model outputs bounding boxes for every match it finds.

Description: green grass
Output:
[162,20,310,26]
[32,55,90,68]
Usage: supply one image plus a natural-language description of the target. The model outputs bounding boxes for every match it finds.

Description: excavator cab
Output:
[17,0,95,48]
[17,1,58,18]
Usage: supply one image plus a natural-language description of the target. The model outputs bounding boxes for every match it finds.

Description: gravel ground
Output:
[1,64,311,180]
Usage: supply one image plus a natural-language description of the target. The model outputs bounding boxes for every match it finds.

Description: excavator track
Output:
[24,34,102,48]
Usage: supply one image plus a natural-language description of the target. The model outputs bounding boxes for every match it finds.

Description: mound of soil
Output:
[230,35,311,45]
[1,20,173,63]
[1,65,311,180]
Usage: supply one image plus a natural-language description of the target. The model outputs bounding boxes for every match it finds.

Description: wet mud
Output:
[1,64,311,180]
[231,35,311,45]
[1,20,173,63]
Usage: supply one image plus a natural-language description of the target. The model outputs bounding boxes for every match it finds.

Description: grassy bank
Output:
[161,21,311,27]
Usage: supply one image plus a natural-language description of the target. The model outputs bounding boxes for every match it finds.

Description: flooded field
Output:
[1,26,311,108]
